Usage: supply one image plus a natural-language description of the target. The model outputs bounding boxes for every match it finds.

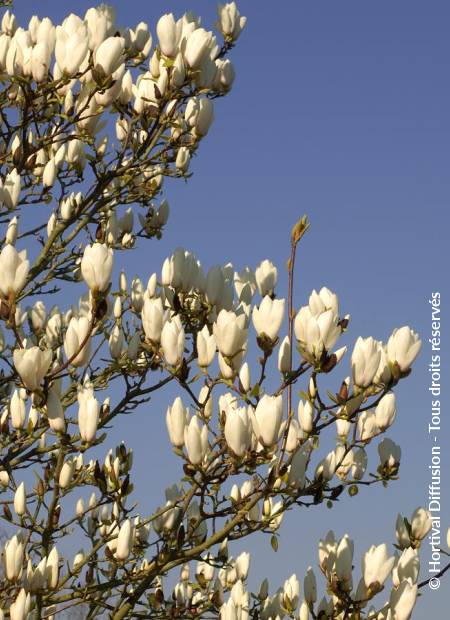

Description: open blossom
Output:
[378,438,401,469]
[81,243,114,293]
[362,543,395,588]
[294,305,341,361]
[0,245,29,298]
[387,326,422,372]
[13,346,52,391]
[308,287,339,316]
[255,259,277,296]
[64,316,92,366]
[252,296,285,341]
[217,2,247,40]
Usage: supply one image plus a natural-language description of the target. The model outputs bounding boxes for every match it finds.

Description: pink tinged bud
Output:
[14,482,26,516]
[81,243,113,293]
[252,394,283,447]
[166,397,188,448]
[0,244,29,297]
[13,346,52,391]
[115,519,133,561]
[387,326,422,372]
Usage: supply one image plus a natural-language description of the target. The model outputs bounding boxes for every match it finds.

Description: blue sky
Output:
[11,0,450,615]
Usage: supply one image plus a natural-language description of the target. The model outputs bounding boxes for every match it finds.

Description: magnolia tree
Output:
[0,3,448,620]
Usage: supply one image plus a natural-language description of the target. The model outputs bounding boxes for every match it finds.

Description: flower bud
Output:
[351,336,381,388]
[115,519,133,561]
[196,325,216,368]
[252,296,285,342]
[64,316,92,367]
[184,416,208,465]
[166,397,188,448]
[81,243,114,293]
[252,394,283,447]
[375,393,396,431]
[14,482,26,516]
[161,316,185,366]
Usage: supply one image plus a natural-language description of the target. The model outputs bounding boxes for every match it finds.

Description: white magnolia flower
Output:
[387,326,422,372]
[81,243,114,293]
[252,296,285,341]
[13,346,52,391]
[0,245,29,298]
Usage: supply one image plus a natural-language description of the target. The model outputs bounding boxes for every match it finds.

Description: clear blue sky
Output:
[12,0,450,615]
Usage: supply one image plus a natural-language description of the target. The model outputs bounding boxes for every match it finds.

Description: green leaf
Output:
[270,535,278,552]
[348,484,359,497]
